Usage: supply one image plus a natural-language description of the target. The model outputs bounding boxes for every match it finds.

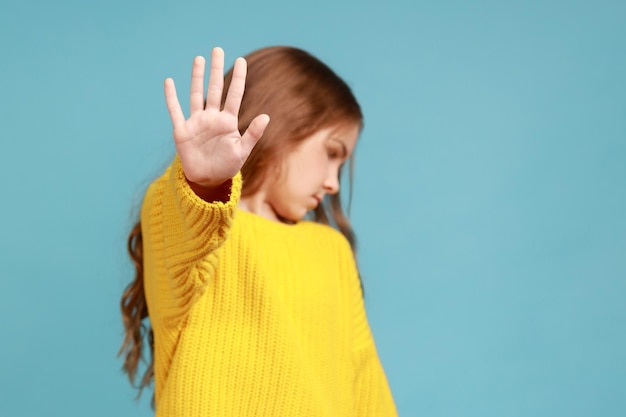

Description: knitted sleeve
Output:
[141,155,241,325]
[344,242,398,416]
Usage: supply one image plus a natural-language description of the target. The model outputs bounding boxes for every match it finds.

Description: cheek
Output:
[312,152,332,175]
[292,157,321,180]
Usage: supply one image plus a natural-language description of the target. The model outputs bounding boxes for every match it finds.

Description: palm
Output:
[164,48,269,188]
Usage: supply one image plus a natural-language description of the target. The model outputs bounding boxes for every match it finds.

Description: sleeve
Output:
[343,242,398,416]
[141,155,242,326]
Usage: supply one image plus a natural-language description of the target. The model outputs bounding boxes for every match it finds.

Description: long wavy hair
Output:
[119,46,364,399]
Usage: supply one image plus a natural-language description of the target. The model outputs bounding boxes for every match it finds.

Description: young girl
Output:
[120,46,397,416]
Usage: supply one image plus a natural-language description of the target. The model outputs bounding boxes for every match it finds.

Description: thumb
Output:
[241,114,270,156]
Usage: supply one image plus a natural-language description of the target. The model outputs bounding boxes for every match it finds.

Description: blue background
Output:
[1,0,625,415]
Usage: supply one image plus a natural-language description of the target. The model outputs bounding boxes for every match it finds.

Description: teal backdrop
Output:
[1,0,625,416]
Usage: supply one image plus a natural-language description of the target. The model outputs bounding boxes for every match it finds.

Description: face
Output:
[264,123,360,223]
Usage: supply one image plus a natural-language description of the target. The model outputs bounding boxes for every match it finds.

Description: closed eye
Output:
[327,140,347,160]
[327,149,340,159]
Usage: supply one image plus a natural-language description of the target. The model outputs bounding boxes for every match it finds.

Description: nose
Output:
[323,170,340,195]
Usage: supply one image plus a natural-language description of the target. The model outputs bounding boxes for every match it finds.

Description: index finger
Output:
[223,57,246,116]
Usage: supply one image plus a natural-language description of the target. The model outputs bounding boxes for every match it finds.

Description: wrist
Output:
[188,178,233,203]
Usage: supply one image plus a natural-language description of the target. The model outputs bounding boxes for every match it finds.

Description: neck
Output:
[239,193,289,224]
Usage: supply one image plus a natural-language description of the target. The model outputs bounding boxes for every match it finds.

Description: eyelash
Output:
[327,148,341,159]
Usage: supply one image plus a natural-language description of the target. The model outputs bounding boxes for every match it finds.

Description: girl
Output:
[120,46,397,416]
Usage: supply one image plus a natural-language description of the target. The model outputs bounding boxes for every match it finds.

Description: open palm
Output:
[164,47,269,188]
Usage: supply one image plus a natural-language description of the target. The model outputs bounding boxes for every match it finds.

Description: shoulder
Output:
[297,221,355,263]
[300,221,350,245]
[233,212,355,261]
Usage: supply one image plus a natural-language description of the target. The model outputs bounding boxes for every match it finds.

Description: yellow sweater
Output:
[141,157,397,416]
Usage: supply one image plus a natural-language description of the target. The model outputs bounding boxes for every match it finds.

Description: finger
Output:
[240,114,270,155]
[164,78,185,128]
[189,56,205,115]
[205,47,225,111]
[223,57,247,116]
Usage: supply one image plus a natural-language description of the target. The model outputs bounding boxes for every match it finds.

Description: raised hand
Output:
[164,47,270,189]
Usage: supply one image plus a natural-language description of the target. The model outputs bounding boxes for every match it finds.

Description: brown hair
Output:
[119,46,363,398]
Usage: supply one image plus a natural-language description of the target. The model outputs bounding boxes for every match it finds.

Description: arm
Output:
[341,242,398,416]
[141,157,240,325]
[142,48,269,325]
[352,324,398,416]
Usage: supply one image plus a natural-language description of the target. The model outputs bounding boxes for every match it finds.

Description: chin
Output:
[279,208,308,223]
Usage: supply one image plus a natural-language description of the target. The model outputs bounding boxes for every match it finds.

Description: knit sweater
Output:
[141,157,397,416]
